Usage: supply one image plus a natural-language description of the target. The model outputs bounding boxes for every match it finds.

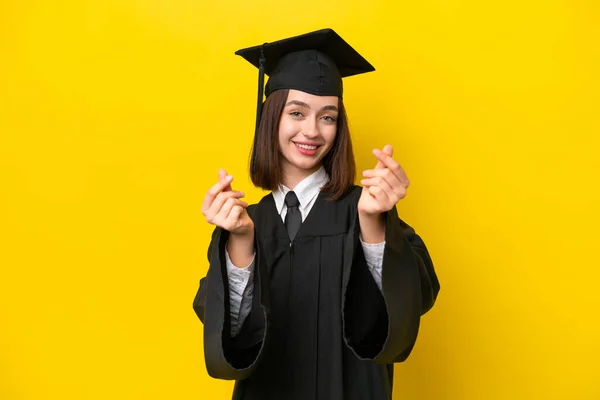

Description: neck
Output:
[281,163,322,189]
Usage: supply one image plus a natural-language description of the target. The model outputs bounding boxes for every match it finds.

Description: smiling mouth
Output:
[293,142,320,150]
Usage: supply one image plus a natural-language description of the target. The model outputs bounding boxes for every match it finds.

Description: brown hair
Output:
[249,89,356,201]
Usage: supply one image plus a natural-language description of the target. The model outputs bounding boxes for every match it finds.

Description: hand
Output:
[201,169,254,236]
[358,144,410,216]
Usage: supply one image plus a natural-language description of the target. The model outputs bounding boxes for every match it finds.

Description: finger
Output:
[223,205,245,230]
[374,144,393,169]
[201,174,234,213]
[206,174,234,198]
[372,149,409,184]
[207,190,246,213]
[213,197,247,226]
[362,171,408,202]
[204,190,245,219]
[360,176,394,195]
[218,169,232,192]
[383,144,393,157]
[362,168,403,189]
[374,153,385,169]
[213,198,248,226]
[367,185,390,208]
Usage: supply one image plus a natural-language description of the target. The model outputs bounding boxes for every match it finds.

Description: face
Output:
[278,89,339,181]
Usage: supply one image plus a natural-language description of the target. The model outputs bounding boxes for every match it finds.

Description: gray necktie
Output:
[284,191,302,241]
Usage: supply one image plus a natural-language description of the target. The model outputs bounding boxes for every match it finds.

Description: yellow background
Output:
[1,0,599,399]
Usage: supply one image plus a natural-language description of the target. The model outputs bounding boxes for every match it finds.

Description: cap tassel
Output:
[251,44,267,174]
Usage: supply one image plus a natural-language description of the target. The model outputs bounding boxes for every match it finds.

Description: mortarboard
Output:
[234,28,375,173]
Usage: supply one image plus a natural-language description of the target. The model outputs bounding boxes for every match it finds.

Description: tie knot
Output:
[285,191,300,208]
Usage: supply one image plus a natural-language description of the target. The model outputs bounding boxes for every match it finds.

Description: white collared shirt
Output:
[225,167,385,336]
[271,166,329,223]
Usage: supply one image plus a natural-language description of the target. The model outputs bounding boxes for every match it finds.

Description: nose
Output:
[301,117,319,139]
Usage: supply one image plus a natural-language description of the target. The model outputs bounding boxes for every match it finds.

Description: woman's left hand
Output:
[358,144,410,216]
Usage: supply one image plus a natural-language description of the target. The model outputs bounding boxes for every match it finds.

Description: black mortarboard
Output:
[234,28,375,173]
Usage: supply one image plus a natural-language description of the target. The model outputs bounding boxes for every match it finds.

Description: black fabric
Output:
[235,28,375,98]
[284,191,302,242]
[192,185,440,400]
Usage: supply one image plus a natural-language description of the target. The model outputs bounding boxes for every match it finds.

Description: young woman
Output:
[193,28,440,400]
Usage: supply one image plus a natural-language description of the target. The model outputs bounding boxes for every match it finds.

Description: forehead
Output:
[286,89,339,108]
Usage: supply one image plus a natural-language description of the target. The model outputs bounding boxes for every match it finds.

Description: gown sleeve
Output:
[192,205,270,380]
[342,202,440,364]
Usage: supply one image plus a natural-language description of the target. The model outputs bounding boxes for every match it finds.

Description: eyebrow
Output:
[285,100,339,112]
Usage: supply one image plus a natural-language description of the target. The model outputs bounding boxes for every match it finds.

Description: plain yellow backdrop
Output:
[1,0,599,399]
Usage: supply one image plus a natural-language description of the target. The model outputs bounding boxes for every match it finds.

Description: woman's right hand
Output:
[201,169,254,236]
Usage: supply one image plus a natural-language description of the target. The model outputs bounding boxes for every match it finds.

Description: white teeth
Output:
[296,143,317,150]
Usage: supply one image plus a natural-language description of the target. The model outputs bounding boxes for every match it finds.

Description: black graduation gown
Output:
[193,185,440,400]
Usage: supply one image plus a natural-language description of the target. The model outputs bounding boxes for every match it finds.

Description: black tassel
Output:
[251,44,267,175]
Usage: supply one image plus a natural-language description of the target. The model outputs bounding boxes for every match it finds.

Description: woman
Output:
[193,28,440,400]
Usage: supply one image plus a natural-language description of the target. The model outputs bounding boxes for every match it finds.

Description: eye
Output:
[322,115,337,122]
[290,111,303,117]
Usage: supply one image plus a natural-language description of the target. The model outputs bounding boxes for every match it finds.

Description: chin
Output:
[284,155,323,172]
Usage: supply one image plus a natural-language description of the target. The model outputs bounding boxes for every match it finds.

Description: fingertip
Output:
[385,144,394,156]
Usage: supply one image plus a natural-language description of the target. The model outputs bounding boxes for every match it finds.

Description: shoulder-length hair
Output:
[249,89,356,201]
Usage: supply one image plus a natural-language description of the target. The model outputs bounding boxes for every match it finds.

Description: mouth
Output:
[292,141,321,156]
[293,141,320,151]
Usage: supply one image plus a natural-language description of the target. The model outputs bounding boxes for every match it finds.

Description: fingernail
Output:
[373,149,381,156]
[226,175,233,182]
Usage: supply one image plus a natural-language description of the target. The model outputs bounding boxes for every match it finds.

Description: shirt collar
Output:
[272,166,329,214]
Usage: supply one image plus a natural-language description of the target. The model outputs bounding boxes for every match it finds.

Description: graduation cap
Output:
[234,28,375,173]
